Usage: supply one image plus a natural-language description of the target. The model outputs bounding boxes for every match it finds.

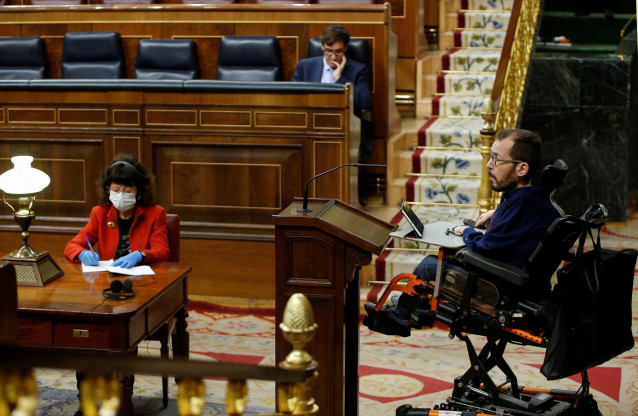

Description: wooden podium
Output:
[273,198,396,416]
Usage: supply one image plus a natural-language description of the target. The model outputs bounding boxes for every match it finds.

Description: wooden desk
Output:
[16,257,192,416]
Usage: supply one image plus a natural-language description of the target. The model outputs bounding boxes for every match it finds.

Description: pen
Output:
[86,236,94,252]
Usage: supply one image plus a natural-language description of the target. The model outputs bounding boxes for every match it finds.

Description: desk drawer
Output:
[18,319,52,346]
[54,323,112,348]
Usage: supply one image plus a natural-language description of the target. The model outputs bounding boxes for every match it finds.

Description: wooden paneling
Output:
[0,83,353,239]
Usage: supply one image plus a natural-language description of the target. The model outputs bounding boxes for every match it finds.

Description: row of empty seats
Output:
[0,33,285,81]
[0,32,370,83]
[3,0,376,5]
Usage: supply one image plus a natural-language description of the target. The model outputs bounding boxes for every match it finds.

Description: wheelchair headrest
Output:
[539,159,568,193]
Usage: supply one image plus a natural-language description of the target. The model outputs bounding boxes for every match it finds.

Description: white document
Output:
[82,259,155,275]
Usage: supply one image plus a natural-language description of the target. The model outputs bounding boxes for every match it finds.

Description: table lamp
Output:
[0,155,64,286]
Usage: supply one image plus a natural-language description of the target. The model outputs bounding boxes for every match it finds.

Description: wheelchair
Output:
[365,163,637,416]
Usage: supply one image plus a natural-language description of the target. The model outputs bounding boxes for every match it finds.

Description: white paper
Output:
[81,259,155,275]
[107,265,155,276]
[81,260,114,273]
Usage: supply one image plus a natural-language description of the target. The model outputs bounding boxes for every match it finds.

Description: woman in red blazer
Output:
[65,155,169,268]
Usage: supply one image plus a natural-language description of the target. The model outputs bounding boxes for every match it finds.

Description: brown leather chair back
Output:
[166,214,180,262]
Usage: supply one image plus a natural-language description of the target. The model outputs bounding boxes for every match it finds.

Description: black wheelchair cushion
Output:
[61,31,125,79]
[455,248,529,287]
[135,39,199,80]
[0,37,47,80]
[216,36,282,81]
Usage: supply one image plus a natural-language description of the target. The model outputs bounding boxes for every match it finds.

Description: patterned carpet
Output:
[32,213,638,415]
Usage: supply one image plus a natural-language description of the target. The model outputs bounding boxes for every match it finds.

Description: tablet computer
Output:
[399,198,424,238]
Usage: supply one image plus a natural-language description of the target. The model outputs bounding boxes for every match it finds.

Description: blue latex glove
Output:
[112,251,143,269]
[79,250,99,266]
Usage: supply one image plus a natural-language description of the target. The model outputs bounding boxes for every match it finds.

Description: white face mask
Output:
[110,191,137,212]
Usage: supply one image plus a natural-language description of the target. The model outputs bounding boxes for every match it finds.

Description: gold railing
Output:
[619,14,637,60]
[477,0,542,212]
[0,291,319,416]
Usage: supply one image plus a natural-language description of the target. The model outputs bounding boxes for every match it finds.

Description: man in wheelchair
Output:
[365,128,561,336]
[364,129,637,415]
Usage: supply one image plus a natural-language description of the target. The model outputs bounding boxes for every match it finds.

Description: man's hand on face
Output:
[331,54,347,81]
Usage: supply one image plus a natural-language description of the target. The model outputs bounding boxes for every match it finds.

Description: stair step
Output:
[411,148,483,175]
[454,28,508,48]
[458,10,511,30]
[418,116,485,147]
[442,48,502,72]
[433,95,490,117]
[407,175,482,205]
[437,72,495,95]
[461,0,514,10]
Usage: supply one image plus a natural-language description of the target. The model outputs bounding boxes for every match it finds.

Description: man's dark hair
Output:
[497,128,542,181]
[320,25,350,47]
[98,154,155,207]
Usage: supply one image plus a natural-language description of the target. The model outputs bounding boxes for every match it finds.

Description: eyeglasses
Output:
[109,185,136,194]
[488,152,524,166]
[323,48,345,56]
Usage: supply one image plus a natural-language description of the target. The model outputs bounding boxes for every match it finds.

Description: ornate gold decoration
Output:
[278,293,319,416]
[79,375,121,416]
[0,370,37,416]
[478,98,497,214]
[279,294,318,368]
[226,379,247,415]
[494,0,542,133]
[177,378,205,416]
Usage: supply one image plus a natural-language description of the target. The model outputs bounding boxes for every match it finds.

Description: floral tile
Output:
[418,117,485,148]
[462,0,514,10]
[454,28,507,48]
[459,11,511,29]
[443,48,501,72]
[433,95,490,117]
[408,176,481,205]
[412,148,483,176]
[437,72,495,95]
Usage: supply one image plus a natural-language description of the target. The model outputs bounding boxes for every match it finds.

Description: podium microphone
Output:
[298,163,386,212]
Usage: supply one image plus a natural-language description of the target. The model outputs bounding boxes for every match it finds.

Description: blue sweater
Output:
[462,185,560,268]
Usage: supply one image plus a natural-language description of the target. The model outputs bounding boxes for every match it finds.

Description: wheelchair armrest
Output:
[455,248,529,287]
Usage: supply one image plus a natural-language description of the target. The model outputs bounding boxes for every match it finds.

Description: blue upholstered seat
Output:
[216,36,283,82]
[0,37,47,80]
[61,32,125,79]
[135,39,199,80]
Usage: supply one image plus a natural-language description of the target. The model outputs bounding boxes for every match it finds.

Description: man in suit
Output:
[292,24,373,160]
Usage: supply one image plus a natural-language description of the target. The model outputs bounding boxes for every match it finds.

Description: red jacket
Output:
[65,204,170,264]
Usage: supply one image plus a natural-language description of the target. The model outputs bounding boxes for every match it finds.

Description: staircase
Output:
[371,0,517,298]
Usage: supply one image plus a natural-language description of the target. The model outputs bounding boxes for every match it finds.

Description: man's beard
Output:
[490,165,518,192]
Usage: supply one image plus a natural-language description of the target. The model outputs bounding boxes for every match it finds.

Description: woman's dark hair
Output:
[320,25,350,47]
[98,155,155,207]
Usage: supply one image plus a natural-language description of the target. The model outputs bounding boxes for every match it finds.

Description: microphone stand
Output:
[298,163,386,212]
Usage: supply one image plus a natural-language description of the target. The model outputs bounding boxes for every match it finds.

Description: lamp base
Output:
[2,251,64,287]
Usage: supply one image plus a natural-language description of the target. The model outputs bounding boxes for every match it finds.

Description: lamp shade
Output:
[0,156,50,196]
